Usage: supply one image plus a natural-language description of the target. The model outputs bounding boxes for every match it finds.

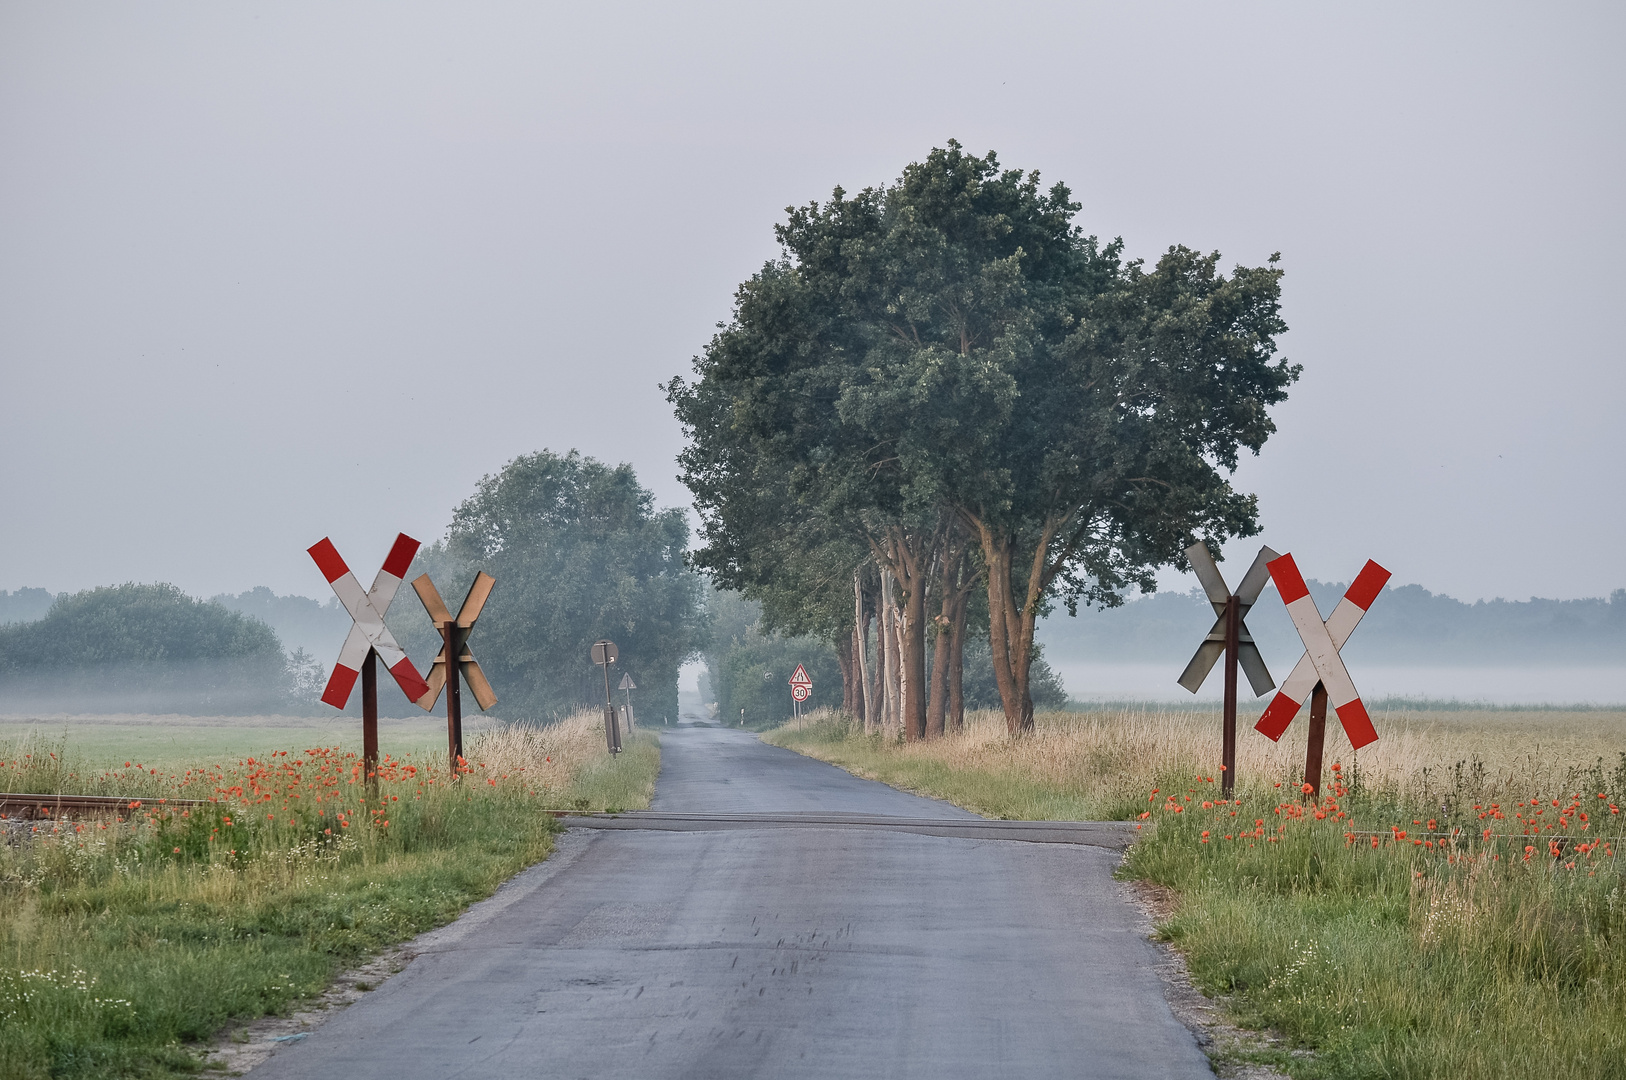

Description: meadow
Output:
[0,711,657,1080]
[768,706,1626,1079]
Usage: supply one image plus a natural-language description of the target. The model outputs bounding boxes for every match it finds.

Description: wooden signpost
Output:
[1255,553,1391,795]
[411,572,498,774]
[1177,543,1278,795]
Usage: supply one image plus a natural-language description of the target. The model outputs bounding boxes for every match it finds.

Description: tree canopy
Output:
[671,141,1297,731]
[392,450,707,722]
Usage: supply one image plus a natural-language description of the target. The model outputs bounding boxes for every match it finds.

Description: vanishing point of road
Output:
[253,719,1212,1079]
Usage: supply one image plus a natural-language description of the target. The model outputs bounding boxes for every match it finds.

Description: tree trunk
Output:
[879,569,898,738]
[836,632,854,715]
[875,528,931,743]
[926,606,950,739]
[971,513,1068,735]
[947,583,967,732]
[855,569,873,730]
[898,566,927,742]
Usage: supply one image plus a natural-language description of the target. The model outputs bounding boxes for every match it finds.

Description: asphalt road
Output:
[253,722,1211,1079]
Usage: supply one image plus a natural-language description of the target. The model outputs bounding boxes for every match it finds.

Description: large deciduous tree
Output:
[670,142,1297,734]
[395,451,707,722]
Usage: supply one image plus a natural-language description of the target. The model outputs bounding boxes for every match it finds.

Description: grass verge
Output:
[0,712,658,1080]
[767,707,1626,1079]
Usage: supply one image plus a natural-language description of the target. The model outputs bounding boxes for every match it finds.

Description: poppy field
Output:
[770,706,1626,1078]
[0,712,657,1080]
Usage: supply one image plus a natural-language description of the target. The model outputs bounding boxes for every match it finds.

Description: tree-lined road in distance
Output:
[253,720,1210,1079]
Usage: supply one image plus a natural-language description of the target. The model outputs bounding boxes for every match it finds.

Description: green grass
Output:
[0,718,659,1080]
[768,711,1626,1078]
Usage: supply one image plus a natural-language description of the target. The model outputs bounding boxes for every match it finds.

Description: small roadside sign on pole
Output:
[618,672,637,730]
[788,664,812,717]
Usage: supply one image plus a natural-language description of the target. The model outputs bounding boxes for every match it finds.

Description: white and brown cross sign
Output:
[1177,542,1279,698]
[410,572,498,713]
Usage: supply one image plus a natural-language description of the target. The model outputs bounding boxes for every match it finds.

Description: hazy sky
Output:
[3,2,1621,605]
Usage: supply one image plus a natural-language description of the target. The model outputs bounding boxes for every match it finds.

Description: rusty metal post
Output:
[361,647,379,799]
[1222,595,1239,796]
[1304,681,1329,798]
[443,623,464,775]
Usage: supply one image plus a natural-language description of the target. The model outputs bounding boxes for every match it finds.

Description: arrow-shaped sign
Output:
[411,572,498,712]
[308,534,431,707]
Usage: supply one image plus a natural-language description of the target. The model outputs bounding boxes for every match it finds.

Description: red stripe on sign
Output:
[381,533,420,580]
[1335,698,1380,750]
[307,538,348,583]
[1344,560,1391,612]
[322,664,359,709]
[1266,553,1310,605]
[389,657,431,702]
[1254,693,1301,741]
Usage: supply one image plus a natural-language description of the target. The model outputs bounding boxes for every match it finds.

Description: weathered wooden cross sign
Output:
[1177,542,1278,794]
[412,572,498,772]
[307,533,433,786]
[1255,553,1391,795]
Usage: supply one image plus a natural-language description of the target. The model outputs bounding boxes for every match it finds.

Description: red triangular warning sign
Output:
[788,664,812,688]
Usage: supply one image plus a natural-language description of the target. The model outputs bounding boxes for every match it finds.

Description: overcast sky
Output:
[2,2,1621,606]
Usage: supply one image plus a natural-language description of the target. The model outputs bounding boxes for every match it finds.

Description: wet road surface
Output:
[251,721,1209,1079]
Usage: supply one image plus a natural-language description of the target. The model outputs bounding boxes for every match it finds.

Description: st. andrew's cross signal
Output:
[412,571,498,774]
[308,533,432,787]
[1176,542,1277,795]
[1255,553,1391,796]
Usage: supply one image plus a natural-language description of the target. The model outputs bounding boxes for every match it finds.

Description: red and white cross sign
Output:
[1254,554,1391,750]
[307,533,432,709]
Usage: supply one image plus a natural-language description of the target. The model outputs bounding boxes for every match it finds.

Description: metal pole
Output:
[601,654,620,754]
[362,647,378,800]
[1304,681,1329,798]
[443,623,463,775]
[1222,595,1239,796]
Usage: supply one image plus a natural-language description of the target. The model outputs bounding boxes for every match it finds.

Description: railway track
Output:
[0,792,206,819]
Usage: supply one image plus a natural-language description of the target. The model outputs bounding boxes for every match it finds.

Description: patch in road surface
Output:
[244,725,1213,1079]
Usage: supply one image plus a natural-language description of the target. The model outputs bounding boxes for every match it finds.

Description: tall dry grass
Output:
[769,706,1626,820]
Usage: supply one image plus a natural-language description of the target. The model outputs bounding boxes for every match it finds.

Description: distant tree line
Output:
[1041,581,1626,669]
[0,584,310,714]
[668,141,1297,736]
[0,452,707,721]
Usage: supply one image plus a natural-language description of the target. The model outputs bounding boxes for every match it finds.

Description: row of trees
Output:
[669,142,1298,735]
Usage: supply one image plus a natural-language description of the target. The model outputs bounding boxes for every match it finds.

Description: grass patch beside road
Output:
[767,707,1626,1079]
[0,713,657,1080]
